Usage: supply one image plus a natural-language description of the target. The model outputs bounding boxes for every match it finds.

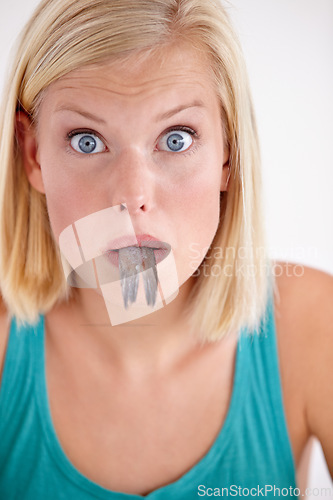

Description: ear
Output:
[220,144,230,192]
[15,110,45,194]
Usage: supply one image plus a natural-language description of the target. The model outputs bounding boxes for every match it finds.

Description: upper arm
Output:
[274,261,333,477]
[301,267,333,477]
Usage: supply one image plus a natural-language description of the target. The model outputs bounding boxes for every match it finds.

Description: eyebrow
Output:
[54,106,107,124]
[156,100,205,121]
[54,100,205,124]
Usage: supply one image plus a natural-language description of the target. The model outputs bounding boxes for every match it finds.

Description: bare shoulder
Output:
[0,295,10,387]
[273,261,333,338]
[273,260,333,475]
[273,260,333,352]
[273,260,333,307]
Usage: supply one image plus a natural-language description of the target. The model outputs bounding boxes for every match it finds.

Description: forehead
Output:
[42,44,219,110]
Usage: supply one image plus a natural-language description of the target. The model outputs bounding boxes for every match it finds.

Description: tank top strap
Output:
[230,290,298,486]
[0,314,45,445]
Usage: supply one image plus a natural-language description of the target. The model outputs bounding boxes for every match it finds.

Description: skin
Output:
[17,43,230,375]
[9,43,333,491]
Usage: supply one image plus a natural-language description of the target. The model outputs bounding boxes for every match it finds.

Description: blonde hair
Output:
[0,0,275,340]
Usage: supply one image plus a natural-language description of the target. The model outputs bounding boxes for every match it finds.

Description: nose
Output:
[109,149,154,215]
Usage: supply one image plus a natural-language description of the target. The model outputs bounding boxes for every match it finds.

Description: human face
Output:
[30,44,229,290]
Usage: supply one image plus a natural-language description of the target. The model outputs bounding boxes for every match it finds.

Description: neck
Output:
[48,276,201,378]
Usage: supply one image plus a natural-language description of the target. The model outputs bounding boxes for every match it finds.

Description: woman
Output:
[0,0,332,497]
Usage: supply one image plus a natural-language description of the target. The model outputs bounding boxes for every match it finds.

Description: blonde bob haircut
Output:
[0,0,275,341]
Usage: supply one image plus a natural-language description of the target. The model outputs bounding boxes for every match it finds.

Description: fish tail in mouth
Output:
[141,246,158,306]
[118,246,158,309]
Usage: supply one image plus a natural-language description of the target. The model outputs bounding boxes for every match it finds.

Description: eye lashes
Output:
[66,129,101,139]
[164,125,197,137]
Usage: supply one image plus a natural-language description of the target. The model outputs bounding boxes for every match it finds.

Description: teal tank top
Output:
[0,295,298,499]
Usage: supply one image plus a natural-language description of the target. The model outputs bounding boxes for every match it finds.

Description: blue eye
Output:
[70,132,106,154]
[158,129,193,153]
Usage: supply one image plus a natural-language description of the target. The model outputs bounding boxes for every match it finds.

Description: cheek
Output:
[171,166,222,279]
[178,145,223,238]
[39,155,88,244]
[185,180,220,230]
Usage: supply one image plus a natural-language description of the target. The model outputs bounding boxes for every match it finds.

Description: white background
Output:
[0,0,332,493]
[227,0,333,276]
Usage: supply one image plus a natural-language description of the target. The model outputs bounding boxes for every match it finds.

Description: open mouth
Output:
[99,240,171,309]
[104,243,171,268]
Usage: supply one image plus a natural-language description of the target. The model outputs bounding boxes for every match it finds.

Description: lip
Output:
[104,234,170,251]
[100,234,171,267]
